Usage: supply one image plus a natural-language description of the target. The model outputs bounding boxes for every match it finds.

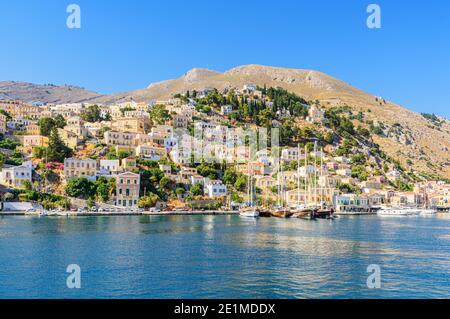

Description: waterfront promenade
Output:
[0,210,239,217]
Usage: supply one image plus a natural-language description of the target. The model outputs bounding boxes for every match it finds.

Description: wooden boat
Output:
[313,207,334,219]
[258,209,272,218]
[291,210,315,219]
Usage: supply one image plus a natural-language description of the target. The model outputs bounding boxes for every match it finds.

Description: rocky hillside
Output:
[2,65,449,178]
[0,81,104,104]
[102,64,450,179]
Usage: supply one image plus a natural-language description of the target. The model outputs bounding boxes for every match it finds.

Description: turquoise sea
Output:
[0,214,449,298]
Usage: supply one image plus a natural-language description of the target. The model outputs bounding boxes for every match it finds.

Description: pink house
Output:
[116,171,141,208]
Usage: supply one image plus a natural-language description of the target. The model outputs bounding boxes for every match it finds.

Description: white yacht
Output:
[419,209,437,215]
[378,207,420,216]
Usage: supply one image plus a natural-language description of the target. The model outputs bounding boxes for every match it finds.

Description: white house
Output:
[0,161,33,188]
[190,174,205,185]
[170,145,192,165]
[298,165,316,177]
[336,168,352,177]
[99,159,121,174]
[243,84,257,92]
[159,164,172,175]
[220,105,233,115]
[281,147,301,162]
[204,179,227,198]
[135,144,166,160]
[255,149,273,166]
[164,136,178,152]
[386,170,401,182]
[334,156,351,164]
[306,104,325,123]
[333,194,371,214]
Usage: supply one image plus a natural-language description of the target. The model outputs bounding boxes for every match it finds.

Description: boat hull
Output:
[271,210,293,218]
[378,208,421,216]
[239,208,260,218]
[313,209,334,219]
[292,211,314,219]
[258,210,272,218]
[419,209,437,215]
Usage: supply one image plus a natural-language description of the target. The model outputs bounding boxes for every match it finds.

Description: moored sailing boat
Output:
[290,144,315,219]
[240,148,260,218]
[239,206,260,218]
[270,152,293,218]
[292,142,334,219]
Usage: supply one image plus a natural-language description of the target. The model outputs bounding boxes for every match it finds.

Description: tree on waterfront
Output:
[65,176,116,202]
[65,178,96,199]
[138,193,159,208]
[95,176,116,202]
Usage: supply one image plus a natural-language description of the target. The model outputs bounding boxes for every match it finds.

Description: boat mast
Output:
[281,155,284,208]
[297,144,300,207]
[304,145,308,207]
[277,149,281,208]
[314,141,317,207]
[247,147,251,206]
[320,147,323,207]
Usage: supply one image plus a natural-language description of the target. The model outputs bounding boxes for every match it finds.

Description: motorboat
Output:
[378,207,420,216]
[419,209,437,215]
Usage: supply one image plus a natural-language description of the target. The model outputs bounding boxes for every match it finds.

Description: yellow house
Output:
[22,135,49,148]
[0,100,42,119]
[63,158,97,181]
[104,131,137,147]
[57,128,80,149]
[114,118,149,133]
[122,157,137,170]
[25,122,41,135]
[135,144,166,160]
[19,135,49,154]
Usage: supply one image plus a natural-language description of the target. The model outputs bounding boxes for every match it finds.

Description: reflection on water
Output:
[0,215,449,298]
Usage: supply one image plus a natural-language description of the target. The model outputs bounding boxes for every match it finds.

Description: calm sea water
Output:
[0,214,449,299]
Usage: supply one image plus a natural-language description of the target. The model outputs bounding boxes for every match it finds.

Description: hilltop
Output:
[0,81,104,104]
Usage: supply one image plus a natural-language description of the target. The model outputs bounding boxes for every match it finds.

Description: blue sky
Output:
[1,0,449,117]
